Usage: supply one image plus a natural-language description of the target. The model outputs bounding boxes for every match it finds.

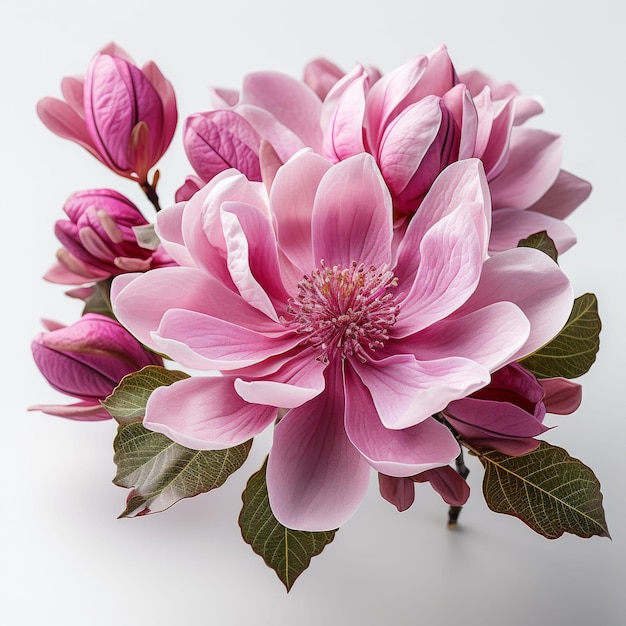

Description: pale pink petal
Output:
[312,154,393,268]
[144,376,277,449]
[480,96,515,179]
[351,353,490,430]
[489,207,577,254]
[527,169,592,220]
[271,150,332,272]
[303,57,345,100]
[322,71,368,161]
[489,128,563,209]
[153,308,298,371]
[456,247,573,361]
[28,401,111,421]
[344,365,460,475]
[378,97,443,195]
[393,202,486,336]
[44,260,98,285]
[60,76,86,115]
[154,201,195,266]
[266,365,370,531]
[540,378,583,414]
[394,159,490,286]
[240,71,323,152]
[234,351,326,408]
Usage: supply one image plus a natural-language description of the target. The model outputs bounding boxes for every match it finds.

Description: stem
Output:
[141,180,162,212]
[448,448,470,529]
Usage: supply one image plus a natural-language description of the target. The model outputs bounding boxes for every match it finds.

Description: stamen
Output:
[285,261,400,362]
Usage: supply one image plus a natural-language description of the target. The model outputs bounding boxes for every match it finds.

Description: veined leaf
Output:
[113,422,251,517]
[519,293,601,378]
[517,230,559,263]
[102,365,189,424]
[82,277,116,319]
[479,441,609,539]
[239,458,337,592]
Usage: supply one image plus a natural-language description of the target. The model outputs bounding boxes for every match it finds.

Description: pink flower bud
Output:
[37,43,177,183]
[44,189,174,285]
[30,314,162,420]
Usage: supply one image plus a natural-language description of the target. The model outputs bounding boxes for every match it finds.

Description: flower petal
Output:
[144,376,277,449]
[540,378,582,414]
[527,169,592,220]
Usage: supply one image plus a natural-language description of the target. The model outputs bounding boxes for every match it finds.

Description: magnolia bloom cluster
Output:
[32,43,589,533]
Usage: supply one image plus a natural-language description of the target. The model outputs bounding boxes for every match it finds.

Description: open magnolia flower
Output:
[32,42,606,591]
[112,151,572,530]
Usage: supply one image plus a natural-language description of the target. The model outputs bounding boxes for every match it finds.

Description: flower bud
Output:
[37,43,177,183]
[30,314,162,420]
[44,189,174,285]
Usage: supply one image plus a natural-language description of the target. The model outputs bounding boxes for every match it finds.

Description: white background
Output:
[2,1,624,624]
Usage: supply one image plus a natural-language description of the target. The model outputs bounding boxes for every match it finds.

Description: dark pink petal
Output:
[271,150,331,272]
[540,378,582,414]
[455,247,573,361]
[312,153,393,269]
[144,376,277,449]
[412,466,470,507]
[527,169,592,220]
[174,175,204,202]
[240,71,323,153]
[489,128,562,209]
[344,365,460,474]
[351,353,490,430]
[407,302,529,372]
[141,60,177,151]
[183,111,261,182]
[489,207,577,254]
[266,364,370,531]
[378,474,415,512]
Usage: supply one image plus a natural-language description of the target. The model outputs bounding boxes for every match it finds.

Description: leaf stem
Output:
[448,448,470,528]
[140,171,162,212]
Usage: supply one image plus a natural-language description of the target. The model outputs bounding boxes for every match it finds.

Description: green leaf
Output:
[102,365,189,424]
[82,277,116,319]
[113,422,252,517]
[239,458,337,592]
[519,293,601,378]
[479,441,609,539]
[517,230,559,263]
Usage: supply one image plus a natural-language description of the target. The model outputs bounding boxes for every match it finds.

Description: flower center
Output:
[286,261,400,363]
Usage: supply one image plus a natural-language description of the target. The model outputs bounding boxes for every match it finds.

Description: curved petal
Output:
[154,201,195,266]
[405,301,530,373]
[144,376,277,449]
[28,401,111,421]
[489,128,562,209]
[344,365,460,476]
[351,353,490,430]
[540,378,582,414]
[271,150,332,272]
[527,169,592,220]
[312,154,393,269]
[489,207,577,254]
[455,247,573,361]
[378,474,415,512]
[266,363,370,531]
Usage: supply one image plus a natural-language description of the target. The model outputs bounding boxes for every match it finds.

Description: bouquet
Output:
[31,43,607,591]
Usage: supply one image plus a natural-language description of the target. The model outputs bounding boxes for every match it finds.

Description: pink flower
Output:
[320,46,590,253]
[30,314,163,420]
[112,152,573,530]
[37,43,177,184]
[44,189,175,285]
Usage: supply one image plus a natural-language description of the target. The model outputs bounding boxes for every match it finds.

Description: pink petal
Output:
[303,57,345,100]
[240,71,323,152]
[378,474,415,512]
[154,201,195,266]
[489,128,563,209]
[527,169,592,220]
[489,207,577,254]
[60,76,86,116]
[351,353,490,430]
[456,247,573,361]
[540,378,582,414]
[480,96,515,179]
[28,401,112,421]
[271,150,332,272]
[412,466,470,507]
[344,365,460,474]
[142,60,177,149]
[312,154,393,269]
[266,364,370,531]
[406,301,530,373]
[144,376,277,449]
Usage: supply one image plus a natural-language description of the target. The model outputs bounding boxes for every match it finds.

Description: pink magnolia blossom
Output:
[319,46,590,253]
[37,43,177,184]
[30,314,163,420]
[44,189,174,286]
[112,151,573,531]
